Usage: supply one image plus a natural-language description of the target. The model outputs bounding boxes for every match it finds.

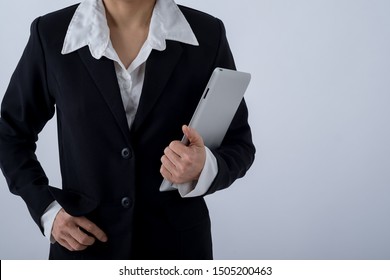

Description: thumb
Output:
[182,125,204,147]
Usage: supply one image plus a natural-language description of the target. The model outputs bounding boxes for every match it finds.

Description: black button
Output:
[121,197,132,208]
[121,148,131,159]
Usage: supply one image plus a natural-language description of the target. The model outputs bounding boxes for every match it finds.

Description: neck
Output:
[103,0,156,29]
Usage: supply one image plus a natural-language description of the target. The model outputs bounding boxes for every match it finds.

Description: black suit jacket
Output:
[0,4,255,259]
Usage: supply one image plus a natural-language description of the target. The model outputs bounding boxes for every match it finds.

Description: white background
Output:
[1,0,390,259]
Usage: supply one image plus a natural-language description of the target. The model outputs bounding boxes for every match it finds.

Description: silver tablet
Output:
[160,67,251,192]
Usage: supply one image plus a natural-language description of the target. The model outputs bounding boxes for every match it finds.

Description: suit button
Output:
[121,197,132,208]
[121,148,132,159]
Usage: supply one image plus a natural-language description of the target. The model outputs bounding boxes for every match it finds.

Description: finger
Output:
[68,226,96,246]
[168,140,187,156]
[160,164,184,184]
[163,147,181,165]
[160,164,172,181]
[182,125,204,147]
[56,238,75,252]
[163,147,193,178]
[161,155,186,182]
[161,154,177,174]
[77,217,108,243]
[62,233,88,251]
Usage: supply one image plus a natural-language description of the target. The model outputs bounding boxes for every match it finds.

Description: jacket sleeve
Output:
[206,19,256,195]
[0,17,56,233]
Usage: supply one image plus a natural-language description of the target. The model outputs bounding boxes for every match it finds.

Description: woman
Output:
[0,0,255,259]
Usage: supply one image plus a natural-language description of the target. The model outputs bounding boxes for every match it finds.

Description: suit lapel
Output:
[132,41,183,132]
[77,41,183,138]
[78,47,131,143]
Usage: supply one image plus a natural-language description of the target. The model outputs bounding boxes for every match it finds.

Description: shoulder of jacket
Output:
[39,3,79,24]
[178,5,218,22]
[35,4,79,36]
[178,5,224,45]
[32,4,79,47]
